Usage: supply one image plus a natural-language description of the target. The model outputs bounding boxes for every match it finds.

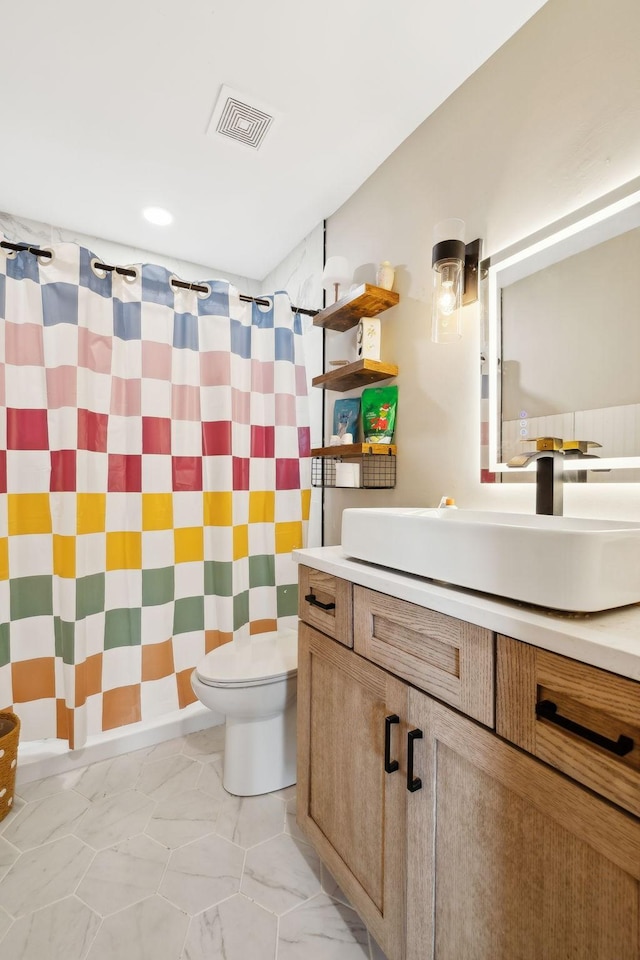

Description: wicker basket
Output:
[0,711,20,822]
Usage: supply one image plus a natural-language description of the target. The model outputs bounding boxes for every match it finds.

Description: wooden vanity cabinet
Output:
[297,566,640,960]
[297,622,408,959]
[406,688,640,960]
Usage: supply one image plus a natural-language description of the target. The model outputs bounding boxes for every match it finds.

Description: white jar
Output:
[376,261,395,291]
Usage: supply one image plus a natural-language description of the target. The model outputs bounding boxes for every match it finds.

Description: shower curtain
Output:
[0,239,310,748]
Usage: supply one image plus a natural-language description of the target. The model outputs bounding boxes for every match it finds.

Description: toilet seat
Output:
[195,628,298,689]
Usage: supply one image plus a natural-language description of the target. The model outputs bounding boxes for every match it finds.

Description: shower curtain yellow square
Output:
[203,492,232,527]
[53,535,76,579]
[174,526,204,563]
[77,494,106,534]
[233,524,249,560]
[142,493,173,531]
[249,491,275,523]
[8,494,52,536]
[0,538,8,580]
[275,521,303,554]
[106,531,142,570]
[301,488,311,522]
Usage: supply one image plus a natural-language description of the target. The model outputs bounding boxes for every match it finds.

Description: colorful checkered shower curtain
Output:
[0,239,310,748]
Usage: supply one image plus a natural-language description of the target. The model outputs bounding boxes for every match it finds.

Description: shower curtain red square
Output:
[108,453,142,492]
[0,451,6,493]
[202,420,231,455]
[250,425,275,458]
[6,408,49,449]
[142,417,172,454]
[232,457,249,490]
[298,426,311,456]
[276,458,300,489]
[50,450,77,492]
[172,456,202,491]
[78,408,108,452]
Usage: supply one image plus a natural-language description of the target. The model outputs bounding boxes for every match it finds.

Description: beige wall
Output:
[322,0,640,544]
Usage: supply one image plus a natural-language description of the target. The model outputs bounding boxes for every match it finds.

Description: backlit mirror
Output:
[481,177,640,483]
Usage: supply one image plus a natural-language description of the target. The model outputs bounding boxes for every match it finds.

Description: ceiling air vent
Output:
[206,85,277,150]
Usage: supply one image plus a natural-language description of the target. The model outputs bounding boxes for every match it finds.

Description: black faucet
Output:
[507,437,565,516]
[507,437,605,515]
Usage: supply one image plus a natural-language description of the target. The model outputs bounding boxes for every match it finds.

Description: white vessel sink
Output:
[341,508,640,612]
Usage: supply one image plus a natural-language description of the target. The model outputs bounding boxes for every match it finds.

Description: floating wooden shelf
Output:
[313,283,399,332]
[311,443,397,459]
[312,358,398,392]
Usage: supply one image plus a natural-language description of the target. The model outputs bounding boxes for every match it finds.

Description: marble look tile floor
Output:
[0,728,390,960]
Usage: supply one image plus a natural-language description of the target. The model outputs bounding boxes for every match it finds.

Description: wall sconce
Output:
[431,219,481,343]
[322,256,351,303]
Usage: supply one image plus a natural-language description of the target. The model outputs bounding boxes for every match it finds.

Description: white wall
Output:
[322,0,640,544]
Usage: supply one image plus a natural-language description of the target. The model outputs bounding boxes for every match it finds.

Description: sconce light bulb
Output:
[432,258,463,343]
[438,279,457,316]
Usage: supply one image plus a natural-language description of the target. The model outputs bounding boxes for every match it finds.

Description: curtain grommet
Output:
[120,266,139,284]
[35,247,54,265]
[90,257,109,279]
[256,296,273,313]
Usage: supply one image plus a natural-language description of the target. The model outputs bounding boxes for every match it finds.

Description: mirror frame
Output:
[480,176,640,480]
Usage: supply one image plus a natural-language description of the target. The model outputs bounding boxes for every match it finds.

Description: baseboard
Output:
[15,703,225,786]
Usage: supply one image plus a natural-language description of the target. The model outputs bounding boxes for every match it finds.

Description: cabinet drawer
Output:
[497,636,640,817]
[298,565,353,647]
[353,586,495,726]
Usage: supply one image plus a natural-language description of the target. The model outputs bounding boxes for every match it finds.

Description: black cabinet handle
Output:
[535,699,634,757]
[407,728,423,792]
[384,715,399,773]
[304,593,336,611]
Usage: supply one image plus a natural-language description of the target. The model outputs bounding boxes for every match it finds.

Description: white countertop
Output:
[293,546,640,682]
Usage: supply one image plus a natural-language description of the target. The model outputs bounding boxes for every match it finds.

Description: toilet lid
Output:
[195,628,298,687]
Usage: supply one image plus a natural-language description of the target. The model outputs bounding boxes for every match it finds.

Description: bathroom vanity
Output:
[294,547,640,960]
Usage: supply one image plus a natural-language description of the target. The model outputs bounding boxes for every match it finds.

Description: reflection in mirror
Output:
[481,178,640,484]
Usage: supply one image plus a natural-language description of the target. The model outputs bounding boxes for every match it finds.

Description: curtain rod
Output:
[0,240,319,317]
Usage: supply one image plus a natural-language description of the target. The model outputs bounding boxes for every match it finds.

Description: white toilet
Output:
[190,627,298,796]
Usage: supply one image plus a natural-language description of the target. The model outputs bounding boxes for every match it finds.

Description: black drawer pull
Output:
[535,699,634,757]
[304,593,336,611]
[407,728,423,792]
[384,714,400,773]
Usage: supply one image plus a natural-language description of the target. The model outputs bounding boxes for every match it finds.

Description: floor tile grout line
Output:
[1,728,380,958]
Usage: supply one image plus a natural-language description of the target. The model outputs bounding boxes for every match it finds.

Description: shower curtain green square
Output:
[10,576,54,620]
[173,596,205,634]
[104,608,142,649]
[204,561,233,597]
[54,618,76,664]
[0,624,9,668]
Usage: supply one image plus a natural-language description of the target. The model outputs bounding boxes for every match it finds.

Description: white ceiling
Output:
[1,1,548,281]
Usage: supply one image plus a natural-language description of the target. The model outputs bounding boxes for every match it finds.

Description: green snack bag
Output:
[361,385,398,443]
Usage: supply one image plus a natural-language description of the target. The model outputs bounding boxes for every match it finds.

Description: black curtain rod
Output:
[0,240,318,317]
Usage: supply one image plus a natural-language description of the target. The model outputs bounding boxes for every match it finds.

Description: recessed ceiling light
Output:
[142,206,173,226]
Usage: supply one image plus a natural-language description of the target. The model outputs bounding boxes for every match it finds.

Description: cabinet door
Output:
[406,689,640,960]
[297,622,408,960]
